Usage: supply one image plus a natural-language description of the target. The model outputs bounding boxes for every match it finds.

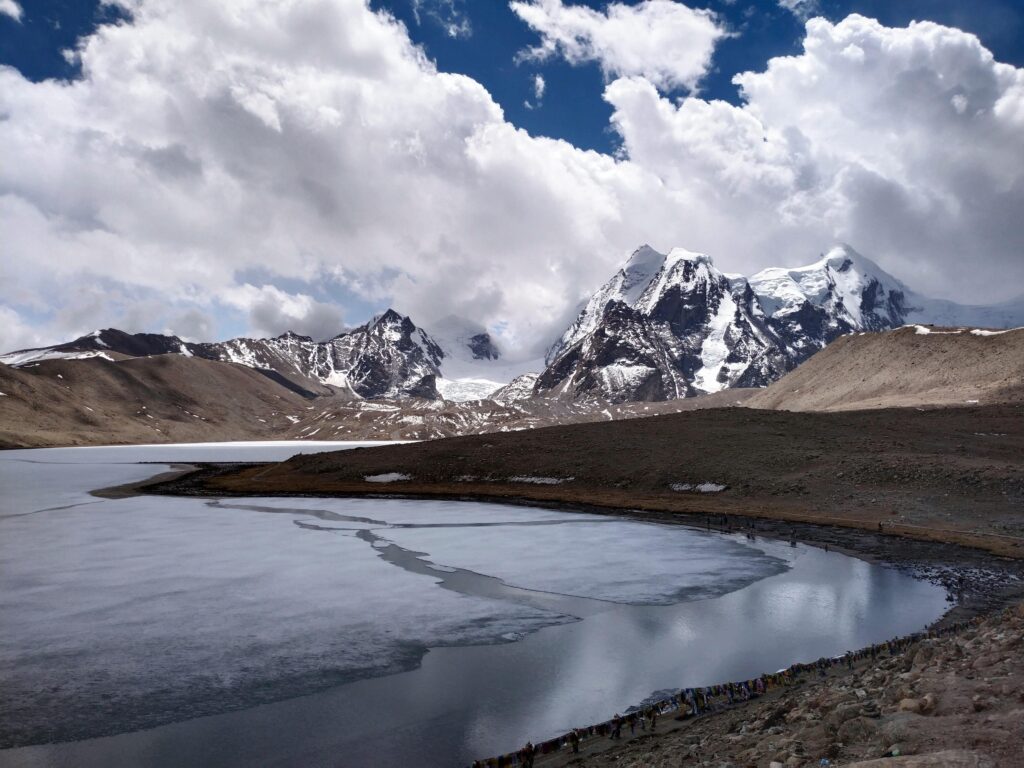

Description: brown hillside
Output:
[747,325,1024,412]
[0,355,310,448]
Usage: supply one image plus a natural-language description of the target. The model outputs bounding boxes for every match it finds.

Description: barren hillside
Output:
[747,325,1024,412]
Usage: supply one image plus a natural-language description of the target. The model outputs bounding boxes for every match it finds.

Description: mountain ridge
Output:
[4,243,1022,404]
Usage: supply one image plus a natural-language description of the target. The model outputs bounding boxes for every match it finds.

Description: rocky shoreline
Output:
[528,604,1024,768]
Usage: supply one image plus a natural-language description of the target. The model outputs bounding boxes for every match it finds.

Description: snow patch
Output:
[970,328,1016,336]
[508,476,574,485]
[671,482,727,493]
[364,472,412,483]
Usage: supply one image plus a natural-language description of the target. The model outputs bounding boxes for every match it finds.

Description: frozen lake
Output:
[0,443,949,767]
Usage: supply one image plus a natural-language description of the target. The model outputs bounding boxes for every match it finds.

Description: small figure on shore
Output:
[648,705,658,730]
[610,714,622,740]
[521,741,535,768]
[569,729,580,754]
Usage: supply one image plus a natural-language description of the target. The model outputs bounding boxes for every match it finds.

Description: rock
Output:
[859,700,881,718]
[898,698,923,714]
[785,758,802,768]
[769,762,785,768]
[838,716,878,743]
[920,692,937,714]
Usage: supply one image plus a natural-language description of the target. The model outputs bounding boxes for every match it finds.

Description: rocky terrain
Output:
[536,604,1024,768]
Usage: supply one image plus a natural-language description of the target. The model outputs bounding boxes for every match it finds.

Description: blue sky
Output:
[4,0,1022,155]
[1,0,1022,351]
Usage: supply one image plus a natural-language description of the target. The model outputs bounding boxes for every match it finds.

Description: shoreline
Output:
[142,463,1024,625]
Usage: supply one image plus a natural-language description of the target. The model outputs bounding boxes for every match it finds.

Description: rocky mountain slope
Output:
[538,246,788,402]
[0,310,511,402]
[537,244,1024,402]
[747,325,1024,412]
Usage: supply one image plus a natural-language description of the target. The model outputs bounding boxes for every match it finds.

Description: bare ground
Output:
[179,403,1024,558]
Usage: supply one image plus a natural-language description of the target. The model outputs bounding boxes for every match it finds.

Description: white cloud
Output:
[0,0,22,22]
[221,284,345,340]
[777,0,819,21]
[605,14,1024,301]
[0,3,1021,358]
[411,0,471,38]
[533,73,546,100]
[510,0,727,92]
[0,0,682,354]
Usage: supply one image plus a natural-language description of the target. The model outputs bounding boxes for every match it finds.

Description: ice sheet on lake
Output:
[0,492,562,745]
[382,519,789,605]
[0,443,787,747]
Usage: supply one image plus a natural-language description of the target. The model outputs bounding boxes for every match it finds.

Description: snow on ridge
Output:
[508,476,575,485]
[0,349,115,366]
[364,473,412,483]
[970,328,1019,336]
[693,289,738,394]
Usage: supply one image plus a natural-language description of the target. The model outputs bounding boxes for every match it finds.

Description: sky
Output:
[1,0,1022,356]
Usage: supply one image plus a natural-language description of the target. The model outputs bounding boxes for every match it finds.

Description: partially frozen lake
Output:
[0,443,948,767]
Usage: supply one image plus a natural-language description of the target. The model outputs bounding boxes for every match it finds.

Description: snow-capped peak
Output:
[749,244,910,329]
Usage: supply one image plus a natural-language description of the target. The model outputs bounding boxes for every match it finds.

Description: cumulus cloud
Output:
[605,14,1024,300]
[0,2,1021,359]
[221,284,345,341]
[0,0,22,22]
[510,0,727,92]
[0,0,683,354]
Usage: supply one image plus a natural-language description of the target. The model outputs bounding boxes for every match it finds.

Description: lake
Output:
[0,442,949,767]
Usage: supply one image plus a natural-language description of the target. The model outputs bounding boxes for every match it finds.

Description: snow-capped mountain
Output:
[537,247,789,402]
[6,243,1022,406]
[1,310,478,401]
[538,244,1024,402]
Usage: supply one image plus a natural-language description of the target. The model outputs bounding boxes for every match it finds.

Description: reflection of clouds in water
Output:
[0,444,949,767]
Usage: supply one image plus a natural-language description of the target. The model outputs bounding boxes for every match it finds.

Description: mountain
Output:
[538,244,1024,402]
[748,245,1024,358]
[746,324,1024,412]
[537,246,789,402]
[0,310,507,402]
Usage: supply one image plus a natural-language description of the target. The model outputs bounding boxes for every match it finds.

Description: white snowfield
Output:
[507,476,575,485]
[0,348,115,366]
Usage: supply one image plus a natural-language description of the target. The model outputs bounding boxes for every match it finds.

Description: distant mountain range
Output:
[4,244,1023,404]
[0,310,506,402]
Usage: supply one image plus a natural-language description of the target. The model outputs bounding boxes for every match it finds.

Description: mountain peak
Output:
[665,247,713,267]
